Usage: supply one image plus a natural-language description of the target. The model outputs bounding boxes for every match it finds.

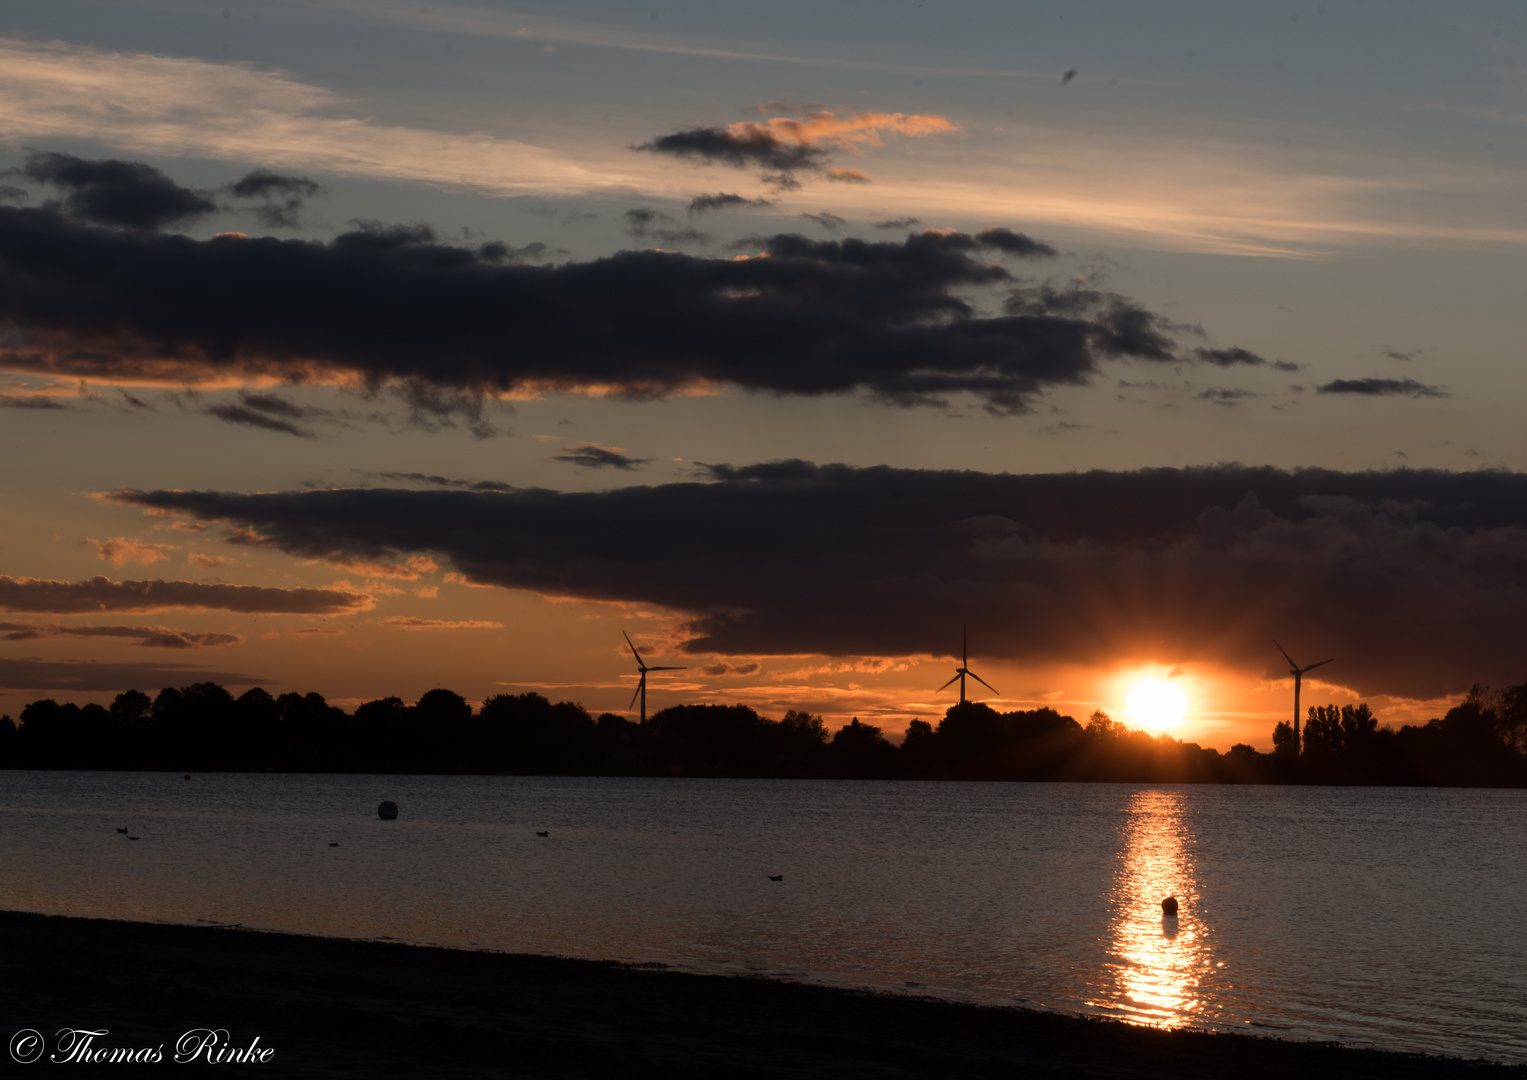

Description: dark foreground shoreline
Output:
[1,911,1519,1079]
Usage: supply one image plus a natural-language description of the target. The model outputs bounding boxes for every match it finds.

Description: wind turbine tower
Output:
[1273,639,1334,752]
[937,626,999,705]
[624,631,685,724]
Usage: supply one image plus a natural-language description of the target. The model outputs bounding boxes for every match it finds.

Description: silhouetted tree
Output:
[646,703,775,777]
[828,718,897,778]
[352,695,411,772]
[479,692,596,774]
[775,710,829,775]
[0,714,15,767]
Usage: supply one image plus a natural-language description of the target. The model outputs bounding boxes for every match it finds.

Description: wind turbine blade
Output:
[647,666,686,672]
[623,631,647,671]
[1272,638,1298,669]
[1304,657,1336,672]
[968,671,1000,696]
[963,624,968,667]
[936,674,961,693]
[629,675,644,710]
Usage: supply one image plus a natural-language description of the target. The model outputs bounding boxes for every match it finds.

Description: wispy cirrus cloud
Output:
[0,37,616,198]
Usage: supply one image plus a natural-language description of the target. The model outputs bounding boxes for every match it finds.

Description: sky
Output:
[2,0,1525,749]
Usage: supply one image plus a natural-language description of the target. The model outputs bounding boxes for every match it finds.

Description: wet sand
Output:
[1,910,1518,1078]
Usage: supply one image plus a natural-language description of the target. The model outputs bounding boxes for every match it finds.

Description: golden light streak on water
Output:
[1101,788,1215,1028]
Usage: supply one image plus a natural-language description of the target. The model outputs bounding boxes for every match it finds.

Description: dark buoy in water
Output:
[378,800,398,820]
[1161,895,1179,918]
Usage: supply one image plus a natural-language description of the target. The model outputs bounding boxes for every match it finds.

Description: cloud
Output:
[623,207,673,236]
[701,660,761,676]
[1195,346,1299,372]
[800,211,846,231]
[553,443,651,470]
[0,203,1219,414]
[621,211,710,247]
[687,192,772,216]
[378,617,503,630]
[0,656,267,691]
[111,464,1527,700]
[226,169,322,229]
[0,36,609,199]
[973,227,1057,258]
[366,472,512,491]
[1384,348,1421,362]
[0,575,372,615]
[0,394,68,410]
[1196,388,1259,406]
[91,537,176,567]
[205,403,311,436]
[477,240,565,263]
[19,150,216,230]
[140,630,243,648]
[873,217,923,230]
[205,391,328,437]
[1316,378,1447,398]
[0,620,240,647]
[637,109,958,186]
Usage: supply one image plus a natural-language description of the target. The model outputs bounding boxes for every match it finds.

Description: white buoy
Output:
[378,800,398,820]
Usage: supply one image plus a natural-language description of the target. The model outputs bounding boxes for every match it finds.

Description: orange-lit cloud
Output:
[325,555,438,581]
[90,536,177,567]
[731,110,958,152]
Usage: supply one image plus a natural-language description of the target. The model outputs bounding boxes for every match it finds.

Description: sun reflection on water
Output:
[1101,788,1214,1028]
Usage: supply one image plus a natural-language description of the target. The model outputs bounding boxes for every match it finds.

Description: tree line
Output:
[2,681,1525,785]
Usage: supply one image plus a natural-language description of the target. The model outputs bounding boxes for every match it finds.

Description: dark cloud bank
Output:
[2,197,1230,414]
[114,464,1527,699]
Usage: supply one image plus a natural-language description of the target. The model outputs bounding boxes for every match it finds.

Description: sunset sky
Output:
[3,0,1525,749]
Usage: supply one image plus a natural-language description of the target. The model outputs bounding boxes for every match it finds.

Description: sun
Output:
[1124,678,1189,732]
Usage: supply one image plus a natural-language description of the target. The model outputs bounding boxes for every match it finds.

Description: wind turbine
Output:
[1273,640,1334,752]
[624,631,685,724]
[936,626,999,705]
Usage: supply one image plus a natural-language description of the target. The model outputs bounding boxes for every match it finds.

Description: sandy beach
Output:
[1,910,1519,1078]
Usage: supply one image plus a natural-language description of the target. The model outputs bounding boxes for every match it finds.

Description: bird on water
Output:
[536,831,549,837]
[768,875,783,882]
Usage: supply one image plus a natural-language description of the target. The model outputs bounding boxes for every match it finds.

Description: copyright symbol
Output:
[9,1029,44,1064]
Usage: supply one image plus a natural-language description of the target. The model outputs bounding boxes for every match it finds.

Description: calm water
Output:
[2,773,1524,1062]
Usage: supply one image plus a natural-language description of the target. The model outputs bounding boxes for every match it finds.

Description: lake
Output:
[1,773,1523,1063]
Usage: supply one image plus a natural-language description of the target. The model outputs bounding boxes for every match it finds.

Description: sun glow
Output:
[1125,678,1189,732]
